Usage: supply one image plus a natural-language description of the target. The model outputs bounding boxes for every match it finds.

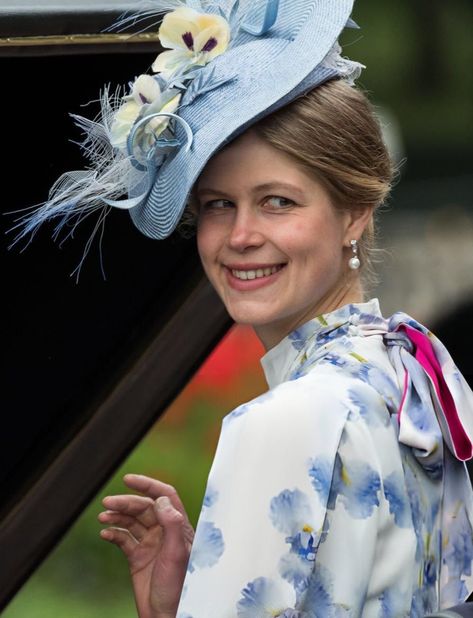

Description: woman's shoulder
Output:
[224,361,394,443]
[293,333,403,417]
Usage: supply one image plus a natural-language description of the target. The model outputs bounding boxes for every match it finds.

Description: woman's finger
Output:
[98,510,148,541]
[102,495,157,527]
[153,496,190,563]
[100,526,139,557]
[123,474,188,516]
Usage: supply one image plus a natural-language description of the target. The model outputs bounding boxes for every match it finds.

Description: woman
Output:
[98,81,473,616]
[15,0,473,615]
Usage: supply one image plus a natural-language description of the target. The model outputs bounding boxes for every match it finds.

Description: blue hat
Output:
[13,0,363,248]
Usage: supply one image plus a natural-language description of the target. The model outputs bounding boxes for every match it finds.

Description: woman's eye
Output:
[266,196,295,209]
[202,199,234,210]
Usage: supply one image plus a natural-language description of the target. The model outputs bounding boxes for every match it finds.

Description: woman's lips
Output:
[224,263,286,291]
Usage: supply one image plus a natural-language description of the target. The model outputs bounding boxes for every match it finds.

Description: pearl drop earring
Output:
[348,239,360,270]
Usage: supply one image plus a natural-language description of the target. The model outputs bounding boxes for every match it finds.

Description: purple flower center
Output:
[182,31,194,50]
[139,93,149,104]
[201,37,218,53]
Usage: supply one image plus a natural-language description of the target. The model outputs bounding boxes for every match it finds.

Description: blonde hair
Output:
[252,79,394,289]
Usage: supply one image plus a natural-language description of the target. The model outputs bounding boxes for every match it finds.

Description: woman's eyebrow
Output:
[252,182,305,197]
[196,182,305,198]
[196,187,233,198]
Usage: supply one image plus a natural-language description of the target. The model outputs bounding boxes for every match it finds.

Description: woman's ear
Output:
[342,206,374,245]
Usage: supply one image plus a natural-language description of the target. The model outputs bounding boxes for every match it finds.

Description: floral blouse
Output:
[176,299,473,617]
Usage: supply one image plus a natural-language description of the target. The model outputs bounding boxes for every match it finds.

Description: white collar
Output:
[260,298,382,388]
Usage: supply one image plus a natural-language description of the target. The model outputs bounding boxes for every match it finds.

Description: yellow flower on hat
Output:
[152,7,231,77]
[110,74,181,151]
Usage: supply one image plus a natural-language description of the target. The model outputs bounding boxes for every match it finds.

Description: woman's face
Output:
[196,130,369,349]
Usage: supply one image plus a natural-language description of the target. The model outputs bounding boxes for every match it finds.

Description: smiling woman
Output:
[192,78,391,350]
[195,126,374,350]
[100,61,473,618]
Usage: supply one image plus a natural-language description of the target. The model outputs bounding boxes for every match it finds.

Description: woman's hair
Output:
[252,79,394,289]
[183,78,394,289]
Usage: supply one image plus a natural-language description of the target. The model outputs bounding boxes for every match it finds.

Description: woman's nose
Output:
[226,207,265,252]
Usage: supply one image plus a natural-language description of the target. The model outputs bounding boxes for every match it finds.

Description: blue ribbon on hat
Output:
[241,0,281,36]
[103,112,194,211]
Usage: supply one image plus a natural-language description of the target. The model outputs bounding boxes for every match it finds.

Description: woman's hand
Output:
[98,474,194,618]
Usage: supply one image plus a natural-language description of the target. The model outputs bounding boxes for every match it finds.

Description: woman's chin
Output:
[226,303,293,335]
[227,307,279,329]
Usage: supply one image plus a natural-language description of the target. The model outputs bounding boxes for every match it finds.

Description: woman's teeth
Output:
[231,265,282,280]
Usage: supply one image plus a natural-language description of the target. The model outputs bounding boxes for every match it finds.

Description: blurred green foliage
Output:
[344,1,473,174]
[4,400,224,618]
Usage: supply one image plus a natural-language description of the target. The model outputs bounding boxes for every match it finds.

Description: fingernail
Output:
[156,496,171,510]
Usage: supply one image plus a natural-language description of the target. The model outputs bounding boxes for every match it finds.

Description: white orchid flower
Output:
[110,74,181,151]
[152,7,231,78]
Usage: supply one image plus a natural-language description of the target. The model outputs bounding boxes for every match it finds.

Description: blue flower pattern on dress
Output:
[202,485,219,508]
[357,364,400,415]
[301,564,352,617]
[379,584,411,618]
[269,489,321,600]
[310,453,381,519]
[176,299,473,617]
[383,471,412,527]
[187,520,224,572]
[307,458,333,506]
[346,386,391,427]
[224,389,275,422]
[330,454,381,518]
[443,501,473,588]
[237,577,294,617]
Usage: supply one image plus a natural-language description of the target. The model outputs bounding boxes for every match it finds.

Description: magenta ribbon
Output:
[393,322,472,461]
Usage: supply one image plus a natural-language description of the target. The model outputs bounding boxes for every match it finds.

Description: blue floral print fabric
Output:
[176,299,473,617]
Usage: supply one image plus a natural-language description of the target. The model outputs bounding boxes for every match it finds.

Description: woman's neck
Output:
[254,278,365,352]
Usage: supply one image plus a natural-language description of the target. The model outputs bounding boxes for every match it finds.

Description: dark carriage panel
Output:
[0,1,161,56]
[1,8,232,609]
